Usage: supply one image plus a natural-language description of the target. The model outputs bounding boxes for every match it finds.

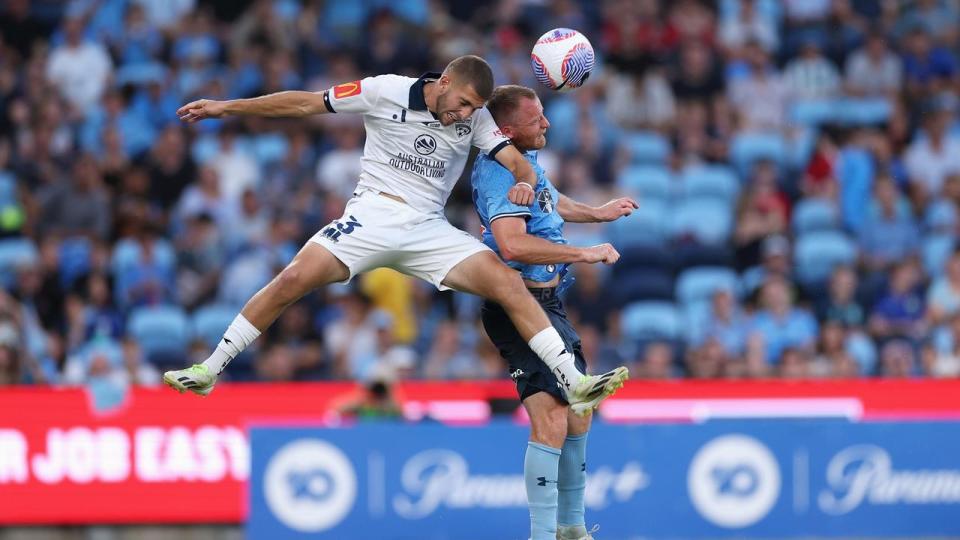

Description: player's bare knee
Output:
[567,410,591,437]
[530,402,569,448]
[273,266,308,304]
[490,269,529,307]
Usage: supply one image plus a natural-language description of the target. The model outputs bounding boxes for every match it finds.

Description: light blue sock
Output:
[525,441,561,540]
[557,433,588,527]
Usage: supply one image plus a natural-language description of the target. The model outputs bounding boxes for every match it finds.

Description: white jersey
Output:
[322,73,511,215]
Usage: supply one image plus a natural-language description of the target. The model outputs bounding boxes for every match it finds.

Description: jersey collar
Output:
[408,71,443,111]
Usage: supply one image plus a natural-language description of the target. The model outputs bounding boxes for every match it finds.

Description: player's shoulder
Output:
[472,151,512,184]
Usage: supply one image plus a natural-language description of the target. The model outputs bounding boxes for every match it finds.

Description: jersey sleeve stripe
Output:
[322,90,336,113]
[490,211,532,222]
[488,139,512,159]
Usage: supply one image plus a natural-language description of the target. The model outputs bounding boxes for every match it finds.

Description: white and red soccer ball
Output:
[531,28,595,92]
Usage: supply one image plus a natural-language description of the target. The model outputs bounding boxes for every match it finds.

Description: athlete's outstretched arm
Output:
[557,193,638,223]
[491,216,619,265]
[177,91,329,123]
[493,145,539,206]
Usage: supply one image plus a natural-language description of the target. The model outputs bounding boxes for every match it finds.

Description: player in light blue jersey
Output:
[472,85,638,540]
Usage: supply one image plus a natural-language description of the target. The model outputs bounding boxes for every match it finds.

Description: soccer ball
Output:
[531,28,595,92]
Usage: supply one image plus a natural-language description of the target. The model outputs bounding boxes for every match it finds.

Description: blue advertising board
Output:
[249,420,960,539]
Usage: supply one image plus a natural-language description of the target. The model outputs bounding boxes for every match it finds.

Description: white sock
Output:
[527,327,583,391]
[201,314,261,375]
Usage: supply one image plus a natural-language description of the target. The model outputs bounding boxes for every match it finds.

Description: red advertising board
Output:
[1,379,959,524]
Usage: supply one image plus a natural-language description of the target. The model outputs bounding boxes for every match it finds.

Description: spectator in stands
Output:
[632,341,676,379]
[685,338,727,379]
[904,92,960,201]
[783,39,842,101]
[926,248,960,326]
[815,266,866,327]
[901,23,958,104]
[336,378,403,420]
[255,343,298,382]
[266,303,326,379]
[605,61,676,131]
[873,262,926,347]
[778,347,812,378]
[749,277,818,364]
[423,320,485,379]
[879,339,917,377]
[811,320,861,377]
[923,312,960,377]
[698,287,749,358]
[36,154,111,240]
[859,176,920,273]
[719,0,778,56]
[735,161,790,270]
[45,14,113,117]
[844,30,903,98]
[728,40,788,132]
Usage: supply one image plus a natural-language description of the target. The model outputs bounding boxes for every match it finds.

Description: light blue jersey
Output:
[471,150,571,286]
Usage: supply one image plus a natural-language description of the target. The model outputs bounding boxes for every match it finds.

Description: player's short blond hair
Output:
[486,85,538,126]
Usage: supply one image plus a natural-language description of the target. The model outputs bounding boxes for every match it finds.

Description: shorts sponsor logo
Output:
[414,134,437,155]
[688,434,780,528]
[264,439,356,532]
[333,80,362,99]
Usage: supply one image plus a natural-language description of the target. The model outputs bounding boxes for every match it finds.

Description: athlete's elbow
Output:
[499,243,522,262]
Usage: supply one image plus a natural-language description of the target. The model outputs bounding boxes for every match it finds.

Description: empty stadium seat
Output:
[923,234,956,279]
[613,245,675,277]
[622,131,671,165]
[0,237,38,288]
[617,268,676,304]
[191,303,238,348]
[680,165,740,204]
[792,198,840,234]
[789,100,837,127]
[730,132,787,174]
[676,267,739,306]
[59,237,92,288]
[668,199,733,245]
[606,199,668,248]
[616,165,672,201]
[794,232,858,284]
[620,301,682,341]
[127,305,190,363]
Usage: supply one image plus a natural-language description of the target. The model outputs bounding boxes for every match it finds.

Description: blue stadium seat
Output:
[668,199,733,245]
[620,301,681,341]
[613,245,675,276]
[789,100,837,127]
[680,165,740,204]
[925,199,957,233]
[606,199,667,248]
[59,237,92,288]
[730,132,787,175]
[0,238,38,288]
[676,267,739,306]
[794,232,858,284]
[792,198,841,234]
[836,98,892,126]
[622,131,670,165]
[252,133,290,165]
[616,165,672,201]
[191,304,238,348]
[618,268,676,304]
[127,305,190,363]
[674,244,735,269]
[923,234,955,279]
[683,299,713,344]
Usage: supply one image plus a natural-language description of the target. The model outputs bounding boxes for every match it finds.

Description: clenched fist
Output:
[582,243,620,265]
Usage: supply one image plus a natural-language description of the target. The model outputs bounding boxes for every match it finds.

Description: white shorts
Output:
[309,190,491,290]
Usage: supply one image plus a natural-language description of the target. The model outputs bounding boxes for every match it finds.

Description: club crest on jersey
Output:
[414,134,437,155]
[455,122,472,138]
[537,189,554,213]
[333,80,362,99]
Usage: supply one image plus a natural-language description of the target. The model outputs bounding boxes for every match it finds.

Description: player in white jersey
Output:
[163,56,627,415]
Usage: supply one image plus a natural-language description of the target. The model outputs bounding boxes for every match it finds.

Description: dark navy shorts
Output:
[480,287,587,404]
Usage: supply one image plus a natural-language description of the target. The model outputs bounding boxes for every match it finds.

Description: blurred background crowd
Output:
[2,0,960,397]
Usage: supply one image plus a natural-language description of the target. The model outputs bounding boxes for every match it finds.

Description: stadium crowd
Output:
[1,0,960,396]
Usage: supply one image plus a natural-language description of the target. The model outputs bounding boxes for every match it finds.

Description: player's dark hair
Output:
[486,85,538,125]
[443,55,494,100]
